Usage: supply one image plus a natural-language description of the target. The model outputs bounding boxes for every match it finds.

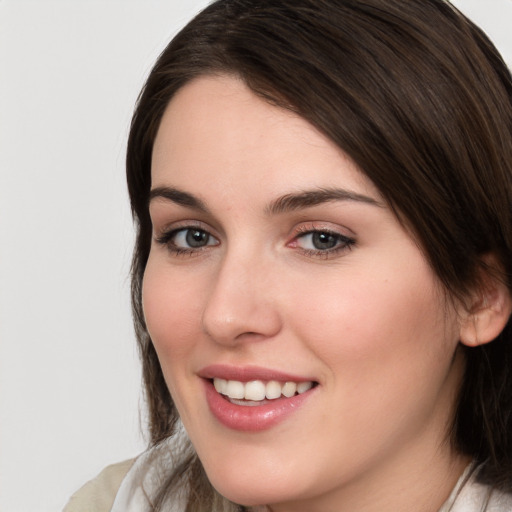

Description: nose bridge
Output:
[201,242,281,345]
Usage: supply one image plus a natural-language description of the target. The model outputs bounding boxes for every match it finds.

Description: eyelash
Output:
[291,225,356,258]
[154,225,356,259]
[155,225,219,256]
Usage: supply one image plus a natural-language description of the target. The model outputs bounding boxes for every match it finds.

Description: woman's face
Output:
[143,75,466,510]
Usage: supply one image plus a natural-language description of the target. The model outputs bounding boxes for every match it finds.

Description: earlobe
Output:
[459,261,512,347]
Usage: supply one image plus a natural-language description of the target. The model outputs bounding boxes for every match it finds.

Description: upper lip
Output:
[198,364,316,383]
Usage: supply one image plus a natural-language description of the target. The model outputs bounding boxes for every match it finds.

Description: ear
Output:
[459,255,512,347]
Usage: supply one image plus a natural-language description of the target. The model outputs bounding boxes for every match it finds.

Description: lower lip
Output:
[203,379,315,432]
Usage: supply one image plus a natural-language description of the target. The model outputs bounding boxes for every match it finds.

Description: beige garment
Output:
[63,459,135,512]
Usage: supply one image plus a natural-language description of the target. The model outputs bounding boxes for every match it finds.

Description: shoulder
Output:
[63,459,136,512]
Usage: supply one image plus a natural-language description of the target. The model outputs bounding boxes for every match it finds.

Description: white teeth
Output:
[245,380,266,401]
[282,382,297,397]
[226,380,245,399]
[213,378,227,394]
[213,378,314,402]
[297,381,313,394]
[265,380,282,400]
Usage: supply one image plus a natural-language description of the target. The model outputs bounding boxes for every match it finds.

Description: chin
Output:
[204,463,303,508]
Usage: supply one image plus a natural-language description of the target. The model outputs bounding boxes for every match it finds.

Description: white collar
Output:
[438,463,512,512]
[111,437,186,512]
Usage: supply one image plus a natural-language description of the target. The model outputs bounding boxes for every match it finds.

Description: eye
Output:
[301,231,341,250]
[292,229,355,256]
[174,228,215,248]
[156,226,219,254]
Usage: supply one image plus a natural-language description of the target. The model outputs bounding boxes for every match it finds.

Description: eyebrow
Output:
[149,186,210,213]
[266,187,384,215]
[148,185,383,214]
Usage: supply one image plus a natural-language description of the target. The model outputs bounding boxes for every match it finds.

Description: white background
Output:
[0,1,511,511]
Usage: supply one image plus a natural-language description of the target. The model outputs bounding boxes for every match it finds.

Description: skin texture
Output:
[142,75,470,512]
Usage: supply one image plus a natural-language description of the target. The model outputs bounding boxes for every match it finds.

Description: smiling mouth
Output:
[212,378,317,405]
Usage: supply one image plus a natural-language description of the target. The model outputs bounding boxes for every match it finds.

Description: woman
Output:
[65,0,512,510]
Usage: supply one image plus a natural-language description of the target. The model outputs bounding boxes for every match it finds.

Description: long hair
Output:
[126,0,512,508]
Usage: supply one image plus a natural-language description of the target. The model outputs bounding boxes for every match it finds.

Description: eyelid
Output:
[155,219,216,238]
[154,220,220,255]
[291,221,355,239]
[287,222,356,257]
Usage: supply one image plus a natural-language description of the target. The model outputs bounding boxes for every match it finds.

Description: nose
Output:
[201,250,282,346]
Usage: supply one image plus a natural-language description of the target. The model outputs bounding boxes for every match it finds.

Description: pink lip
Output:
[199,365,318,432]
[198,364,314,383]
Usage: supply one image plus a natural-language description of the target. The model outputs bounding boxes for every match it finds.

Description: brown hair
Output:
[126,0,512,508]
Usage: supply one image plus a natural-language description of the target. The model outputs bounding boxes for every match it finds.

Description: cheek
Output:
[291,261,458,389]
[284,263,461,465]
[142,258,203,364]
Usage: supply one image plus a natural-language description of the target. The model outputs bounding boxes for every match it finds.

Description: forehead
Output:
[151,74,379,201]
